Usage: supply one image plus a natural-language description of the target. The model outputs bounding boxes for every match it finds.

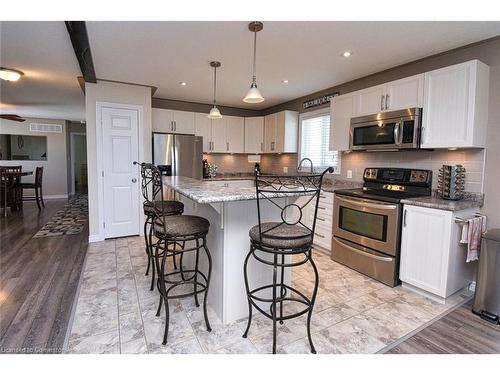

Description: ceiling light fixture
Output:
[243,21,264,104]
[208,61,223,119]
[343,51,352,57]
[282,79,289,84]
[0,67,24,82]
[179,81,187,86]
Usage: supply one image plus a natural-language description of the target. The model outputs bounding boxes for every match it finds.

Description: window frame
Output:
[298,107,341,174]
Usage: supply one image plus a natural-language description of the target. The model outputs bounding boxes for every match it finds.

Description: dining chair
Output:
[0,166,23,211]
[20,166,44,210]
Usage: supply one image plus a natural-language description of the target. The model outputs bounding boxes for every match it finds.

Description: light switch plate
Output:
[347,170,353,179]
[283,166,288,173]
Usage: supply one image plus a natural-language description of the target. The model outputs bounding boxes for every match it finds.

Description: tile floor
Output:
[66,236,471,354]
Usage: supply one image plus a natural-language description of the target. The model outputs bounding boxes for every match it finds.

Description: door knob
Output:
[131,178,137,183]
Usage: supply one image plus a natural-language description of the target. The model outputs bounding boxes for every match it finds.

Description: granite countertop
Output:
[401,192,484,212]
[202,173,254,181]
[164,176,311,204]
[321,178,363,193]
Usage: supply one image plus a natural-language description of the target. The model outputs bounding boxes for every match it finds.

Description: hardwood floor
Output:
[387,301,500,354]
[0,199,88,353]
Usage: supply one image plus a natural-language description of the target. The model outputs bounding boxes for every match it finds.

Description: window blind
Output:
[299,113,339,171]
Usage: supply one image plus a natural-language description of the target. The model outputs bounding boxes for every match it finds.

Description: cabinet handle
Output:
[403,209,407,227]
[385,94,390,110]
[271,141,275,151]
[174,121,177,131]
[316,233,325,239]
[171,121,174,131]
[420,127,425,145]
[317,217,325,222]
[226,142,229,151]
[380,95,384,111]
[318,206,326,210]
[261,142,263,152]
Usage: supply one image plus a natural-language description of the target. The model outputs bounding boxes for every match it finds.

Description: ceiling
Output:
[2,21,500,121]
[0,21,84,121]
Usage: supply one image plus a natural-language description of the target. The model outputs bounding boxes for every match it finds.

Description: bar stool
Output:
[242,168,333,354]
[150,165,212,345]
[137,162,184,291]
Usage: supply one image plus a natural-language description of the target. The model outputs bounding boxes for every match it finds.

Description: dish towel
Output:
[466,215,487,262]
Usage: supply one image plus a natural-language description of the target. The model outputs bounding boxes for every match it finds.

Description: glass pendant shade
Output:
[243,82,264,104]
[208,106,222,119]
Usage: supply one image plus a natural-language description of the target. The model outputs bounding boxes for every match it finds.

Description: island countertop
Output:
[163,175,363,204]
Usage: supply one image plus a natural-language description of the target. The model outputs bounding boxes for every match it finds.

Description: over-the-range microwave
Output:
[349,107,422,151]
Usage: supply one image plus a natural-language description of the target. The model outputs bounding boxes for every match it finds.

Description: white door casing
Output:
[98,103,142,239]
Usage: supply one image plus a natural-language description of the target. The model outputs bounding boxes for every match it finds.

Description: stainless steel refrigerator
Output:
[152,133,203,179]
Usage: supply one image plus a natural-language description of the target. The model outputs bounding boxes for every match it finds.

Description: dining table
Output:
[0,170,33,217]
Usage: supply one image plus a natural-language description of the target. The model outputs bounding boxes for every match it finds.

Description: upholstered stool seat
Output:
[154,215,209,237]
[143,200,184,216]
[249,222,312,249]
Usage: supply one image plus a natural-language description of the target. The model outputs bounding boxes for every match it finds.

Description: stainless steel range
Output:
[332,167,432,287]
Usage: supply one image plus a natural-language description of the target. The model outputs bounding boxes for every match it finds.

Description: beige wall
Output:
[85,80,152,240]
[0,117,68,197]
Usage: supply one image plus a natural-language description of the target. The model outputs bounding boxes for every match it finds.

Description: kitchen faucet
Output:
[297,157,314,174]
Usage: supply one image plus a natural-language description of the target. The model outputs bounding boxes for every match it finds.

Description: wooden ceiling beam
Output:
[65,21,97,83]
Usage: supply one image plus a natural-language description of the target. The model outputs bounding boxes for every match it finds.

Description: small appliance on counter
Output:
[438,164,466,200]
[254,162,261,175]
[203,159,210,179]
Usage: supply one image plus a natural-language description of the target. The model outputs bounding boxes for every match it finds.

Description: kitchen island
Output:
[163,176,306,324]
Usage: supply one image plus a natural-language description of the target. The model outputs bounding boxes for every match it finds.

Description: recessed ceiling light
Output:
[342,51,352,58]
[282,79,289,84]
[0,67,24,81]
[179,81,187,86]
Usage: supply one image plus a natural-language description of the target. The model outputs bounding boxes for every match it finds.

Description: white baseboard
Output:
[24,194,69,200]
[88,234,104,243]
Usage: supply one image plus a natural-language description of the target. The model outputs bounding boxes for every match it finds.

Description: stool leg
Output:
[242,245,253,338]
[155,240,164,317]
[202,236,212,332]
[279,253,285,325]
[149,223,155,291]
[193,238,201,307]
[272,253,278,354]
[160,252,170,345]
[144,217,151,276]
[307,251,319,354]
[179,241,186,281]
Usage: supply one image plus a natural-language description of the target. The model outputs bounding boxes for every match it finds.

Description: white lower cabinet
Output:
[400,204,477,299]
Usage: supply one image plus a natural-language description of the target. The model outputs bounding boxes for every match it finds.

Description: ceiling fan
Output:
[0,114,26,122]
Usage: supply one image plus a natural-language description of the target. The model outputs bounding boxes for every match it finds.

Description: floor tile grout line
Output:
[114,240,122,354]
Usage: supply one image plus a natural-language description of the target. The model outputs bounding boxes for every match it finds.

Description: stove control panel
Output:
[364,168,378,180]
[363,167,432,187]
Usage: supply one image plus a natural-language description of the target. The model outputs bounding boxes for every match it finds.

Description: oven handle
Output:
[333,237,394,262]
[335,194,398,210]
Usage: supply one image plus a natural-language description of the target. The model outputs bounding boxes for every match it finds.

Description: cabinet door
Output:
[225,116,245,153]
[264,113,277,152]
[400,205,452,297]
[172,110,195,134]
[385,74,424,111]
[210,117,227,153]
[244,116,264,153]
[354,84,386,116]
[194,113,212,152]
[152,108,174,132]
[330,93,355,151]
[421,62,473,148]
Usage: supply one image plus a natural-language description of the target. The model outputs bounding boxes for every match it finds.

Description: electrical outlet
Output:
[283,166,288,173]
[347,170,353,179]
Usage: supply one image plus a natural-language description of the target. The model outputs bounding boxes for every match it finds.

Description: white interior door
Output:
[101,106,140,238]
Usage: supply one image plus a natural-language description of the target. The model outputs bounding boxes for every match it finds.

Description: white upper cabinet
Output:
[354,74,424,116]
[385,74,424,111]
[421,60,489,149]
[194,113,212,152]
[210,118,227,153]
[225,116,245,153]
[152,108,195,134]
[330,92,355,152]
[264,110,298,153]
[355,84,386,116]
[244,116,264,153]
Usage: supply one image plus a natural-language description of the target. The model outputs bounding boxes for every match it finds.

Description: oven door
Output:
[333,194,400,256]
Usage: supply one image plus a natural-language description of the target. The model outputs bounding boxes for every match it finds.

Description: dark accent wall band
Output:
[152,97,262,117]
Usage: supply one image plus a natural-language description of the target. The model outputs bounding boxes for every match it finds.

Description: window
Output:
[298,109,339,173]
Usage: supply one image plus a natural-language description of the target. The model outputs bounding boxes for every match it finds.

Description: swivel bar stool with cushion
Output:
[136,162,184,291]
[150,165,212,345]
[242,167,333,354]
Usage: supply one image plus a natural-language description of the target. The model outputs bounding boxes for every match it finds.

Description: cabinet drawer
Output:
[314,224,332,250]
[319,191,334,205]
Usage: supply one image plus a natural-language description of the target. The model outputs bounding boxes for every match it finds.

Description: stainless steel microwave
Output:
[349,108,422,151]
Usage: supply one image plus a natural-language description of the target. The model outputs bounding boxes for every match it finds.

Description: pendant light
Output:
[243,21,264,104]
[208,61,223,119]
